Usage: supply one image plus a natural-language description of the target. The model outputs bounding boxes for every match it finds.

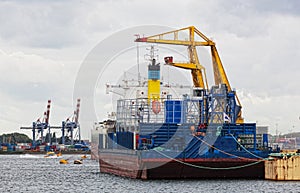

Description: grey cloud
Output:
[0,81,70,104]
[217,0,300,16]
[0,0,299,137]
[250,0,300,16]
[0,1,87,48]
[190,0,300,38]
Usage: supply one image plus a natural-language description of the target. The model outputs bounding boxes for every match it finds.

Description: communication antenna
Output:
[134,34,141,86]
[144,45,159,61]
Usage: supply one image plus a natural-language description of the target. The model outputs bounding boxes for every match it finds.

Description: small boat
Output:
[56,152,62,157]
[59,159,69,164]
[44,151,55,158]
[81,155,87,159]
[74,159,83,164]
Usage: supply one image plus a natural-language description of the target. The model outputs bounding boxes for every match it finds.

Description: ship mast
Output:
[134,34,141,86]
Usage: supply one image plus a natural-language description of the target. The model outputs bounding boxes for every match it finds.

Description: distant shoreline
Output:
[0,150,90,155]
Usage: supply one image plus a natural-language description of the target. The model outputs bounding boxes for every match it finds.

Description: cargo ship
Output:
[98,26,277,179]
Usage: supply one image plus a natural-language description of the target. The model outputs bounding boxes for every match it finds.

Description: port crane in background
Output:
[61,99,81,145]
[20,100,51,148]
[135,26,244,123]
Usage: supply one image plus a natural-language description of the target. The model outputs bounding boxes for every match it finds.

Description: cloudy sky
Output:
[0,0,299,139]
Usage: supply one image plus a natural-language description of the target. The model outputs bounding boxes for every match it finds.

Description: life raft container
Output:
[152,100,161,114]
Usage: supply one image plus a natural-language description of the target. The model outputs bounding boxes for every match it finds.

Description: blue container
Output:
[117,132,133,149]
[44,145,50,152]
[165,100,182,123]
[263,133,268,148]
[74,144,83,148]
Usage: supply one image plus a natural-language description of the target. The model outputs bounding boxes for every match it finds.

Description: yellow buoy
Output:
[44,151,55,158]
[59,159,69,164]
[56,152,62,157]
[74,159,83,164]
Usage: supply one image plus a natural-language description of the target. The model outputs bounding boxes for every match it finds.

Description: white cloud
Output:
[240,89,300,134]
[0,0,299,139]
[0,50,70,101]
[0,49,77,136]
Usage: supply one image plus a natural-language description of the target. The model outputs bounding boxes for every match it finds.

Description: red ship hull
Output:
[99,151,265,179]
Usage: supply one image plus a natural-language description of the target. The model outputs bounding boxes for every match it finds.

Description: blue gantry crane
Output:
[61,99,81,145]
[20,100,51,148]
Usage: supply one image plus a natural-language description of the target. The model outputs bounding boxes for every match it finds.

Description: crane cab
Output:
[192,87,205,99]
[164,56,173,64]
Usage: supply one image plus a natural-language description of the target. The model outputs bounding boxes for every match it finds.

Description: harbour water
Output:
[0,155,299,193]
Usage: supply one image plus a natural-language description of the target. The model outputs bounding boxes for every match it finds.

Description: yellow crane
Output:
[135,26,244,123]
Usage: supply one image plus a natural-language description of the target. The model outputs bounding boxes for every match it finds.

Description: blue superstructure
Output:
[99,83,273,161]
[98,27,277,179]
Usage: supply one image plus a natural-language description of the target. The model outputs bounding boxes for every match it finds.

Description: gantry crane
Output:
[20,100,51,148]
[62,99,81,145]
[135,26,243,123]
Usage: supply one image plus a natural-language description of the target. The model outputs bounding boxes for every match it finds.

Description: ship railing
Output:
[115,97,204,132]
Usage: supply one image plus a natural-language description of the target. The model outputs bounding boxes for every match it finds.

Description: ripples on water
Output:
[0,155,299,193]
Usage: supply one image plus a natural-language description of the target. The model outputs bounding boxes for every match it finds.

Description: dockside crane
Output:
[20,100,51,148]
[61,99,81,145]
[135,26,244,123]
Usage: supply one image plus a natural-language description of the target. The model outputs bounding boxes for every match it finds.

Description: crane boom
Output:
[136,26,210,90]
[135,26,244,123]
[211,46,231,90]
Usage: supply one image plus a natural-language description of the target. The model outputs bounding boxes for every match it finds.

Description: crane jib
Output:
[134,26,244,123]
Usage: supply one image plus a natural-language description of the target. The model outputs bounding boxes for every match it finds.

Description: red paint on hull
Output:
[99,152,265,179]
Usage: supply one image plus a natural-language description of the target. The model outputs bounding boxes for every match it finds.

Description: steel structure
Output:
[135,26,243,123]
[98,26,278,180]
[62,99,81,145]
[20,100,51,148]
